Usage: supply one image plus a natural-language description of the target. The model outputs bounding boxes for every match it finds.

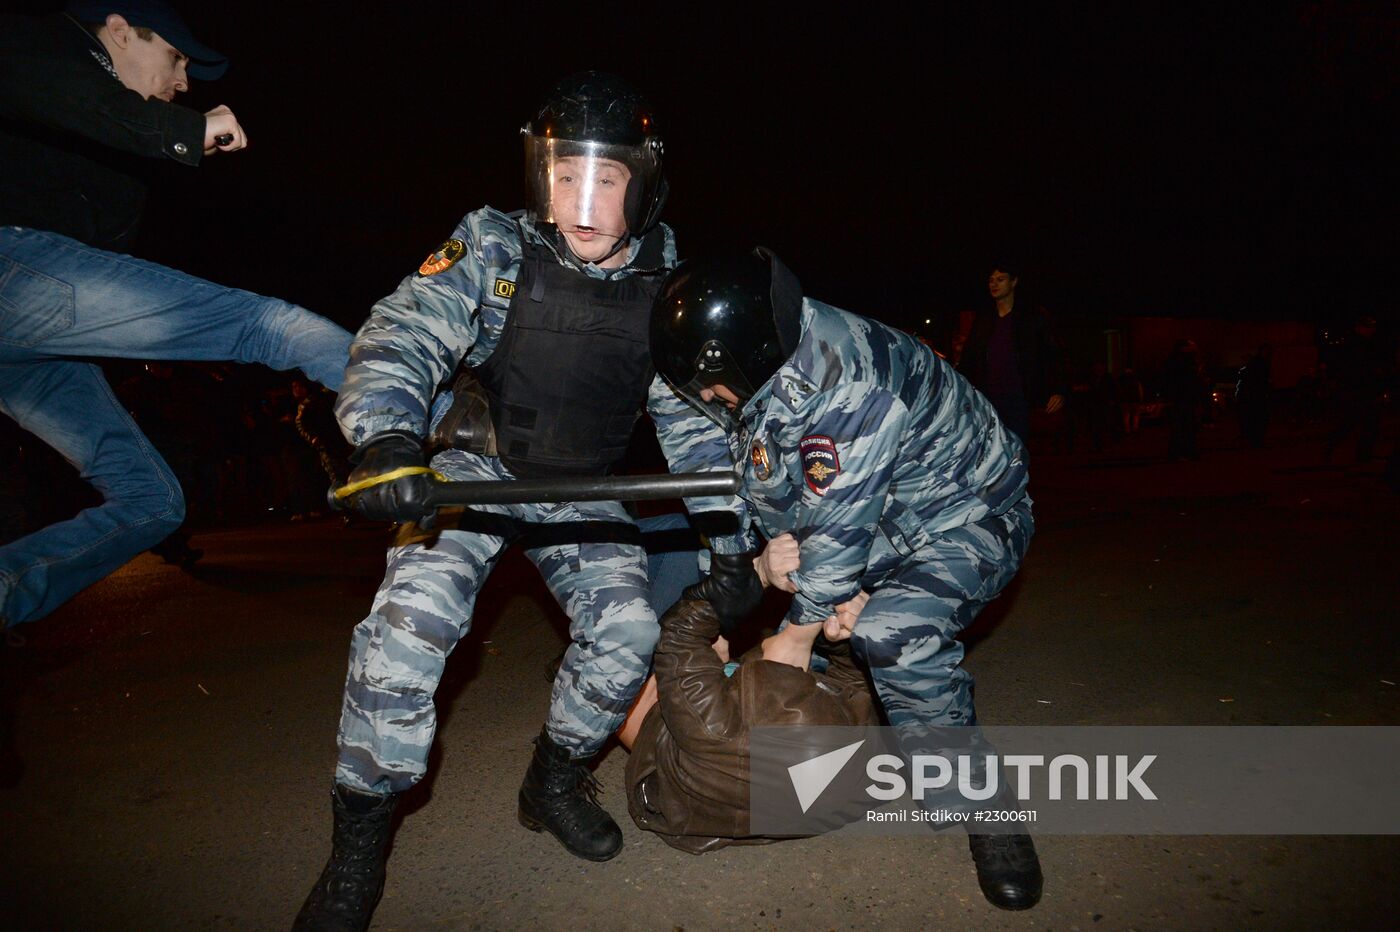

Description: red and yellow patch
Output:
[750,440,772,480]
[418,238,466,276]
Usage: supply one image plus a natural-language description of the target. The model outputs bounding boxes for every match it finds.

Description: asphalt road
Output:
[3,415,1398,930]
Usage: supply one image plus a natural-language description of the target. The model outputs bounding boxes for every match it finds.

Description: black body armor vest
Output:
[473,230,667,478]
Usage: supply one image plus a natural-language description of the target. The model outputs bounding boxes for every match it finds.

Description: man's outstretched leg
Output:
[0,361,184,627]
[0,228,351,391]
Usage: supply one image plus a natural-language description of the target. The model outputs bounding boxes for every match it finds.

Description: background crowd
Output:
[4,305,1394,569]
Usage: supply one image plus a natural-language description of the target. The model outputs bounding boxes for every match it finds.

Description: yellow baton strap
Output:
[332,466,446,501]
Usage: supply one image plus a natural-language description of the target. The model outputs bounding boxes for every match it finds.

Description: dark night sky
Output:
[22,2,1397,334]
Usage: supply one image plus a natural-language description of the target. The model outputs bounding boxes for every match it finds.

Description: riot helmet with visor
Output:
[522,72,667,252]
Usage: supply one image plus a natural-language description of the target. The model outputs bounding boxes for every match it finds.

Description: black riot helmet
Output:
[522,72,668,240]
[650,248,804,426]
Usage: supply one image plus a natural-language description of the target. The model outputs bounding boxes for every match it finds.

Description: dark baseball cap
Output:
[66,0,228,80]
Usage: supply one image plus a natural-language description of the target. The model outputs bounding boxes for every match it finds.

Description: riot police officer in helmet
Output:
[650,249,1045,912]
[295,75,758,931]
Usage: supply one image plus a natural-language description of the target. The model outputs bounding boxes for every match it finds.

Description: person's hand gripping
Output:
[333,430,439,523]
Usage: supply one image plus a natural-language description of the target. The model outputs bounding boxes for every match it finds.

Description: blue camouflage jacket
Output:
[333,207,754,553]
[720,300,1029,625]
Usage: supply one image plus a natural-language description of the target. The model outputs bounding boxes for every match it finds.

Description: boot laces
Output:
[572,765,604,805]
[335,817,387,862]
[323,804,393,888]
[538,763,608,834]
[971,832,1037,870]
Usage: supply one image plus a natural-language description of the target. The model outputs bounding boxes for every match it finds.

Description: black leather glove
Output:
[682,550,763,633]
[335,430,437,523]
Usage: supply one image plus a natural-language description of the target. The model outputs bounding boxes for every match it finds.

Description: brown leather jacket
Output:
[625,599,878,854]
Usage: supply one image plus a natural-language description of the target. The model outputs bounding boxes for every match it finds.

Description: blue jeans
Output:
[0,227,352,625]
[637,512,703,614]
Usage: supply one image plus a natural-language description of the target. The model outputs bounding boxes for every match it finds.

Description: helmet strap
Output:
[548,224,633,270]
[592,233,632,267]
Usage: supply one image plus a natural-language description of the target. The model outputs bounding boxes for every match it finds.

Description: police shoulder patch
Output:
[799,434,841,495]
[494,278,516,299]
[418,238,466,276]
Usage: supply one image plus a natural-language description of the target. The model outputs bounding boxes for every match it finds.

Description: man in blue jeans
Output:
[0,2,351,630]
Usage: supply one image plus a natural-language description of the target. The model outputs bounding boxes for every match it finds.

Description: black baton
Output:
[423,471,739,508]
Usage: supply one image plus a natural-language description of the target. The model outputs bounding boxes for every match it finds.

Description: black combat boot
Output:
[517,729,623,861]
[293,785,398,932]
[967,831,1044,910]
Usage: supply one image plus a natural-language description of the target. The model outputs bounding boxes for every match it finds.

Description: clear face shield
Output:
[523,135,662,244]
[661,340,759,433]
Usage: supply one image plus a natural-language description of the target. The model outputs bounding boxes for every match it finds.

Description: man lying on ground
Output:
[623,593,877,853]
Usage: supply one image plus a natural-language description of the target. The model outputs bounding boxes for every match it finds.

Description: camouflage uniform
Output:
[333,208,748,795]
[661,299,1032,729]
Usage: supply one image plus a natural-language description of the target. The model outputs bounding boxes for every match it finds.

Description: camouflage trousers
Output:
[851,495,1034,730]
[335,450,659,795]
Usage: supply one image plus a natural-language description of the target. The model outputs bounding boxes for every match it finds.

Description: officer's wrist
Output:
[711,550,759,574]
[352,430,424,464]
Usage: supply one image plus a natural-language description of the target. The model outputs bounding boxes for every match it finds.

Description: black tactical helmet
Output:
[650,248,804,425]
[523,72,667,238]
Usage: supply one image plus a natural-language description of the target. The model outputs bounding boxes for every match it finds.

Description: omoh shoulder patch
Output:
[799,434,840,495]
[419,238,466,276]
